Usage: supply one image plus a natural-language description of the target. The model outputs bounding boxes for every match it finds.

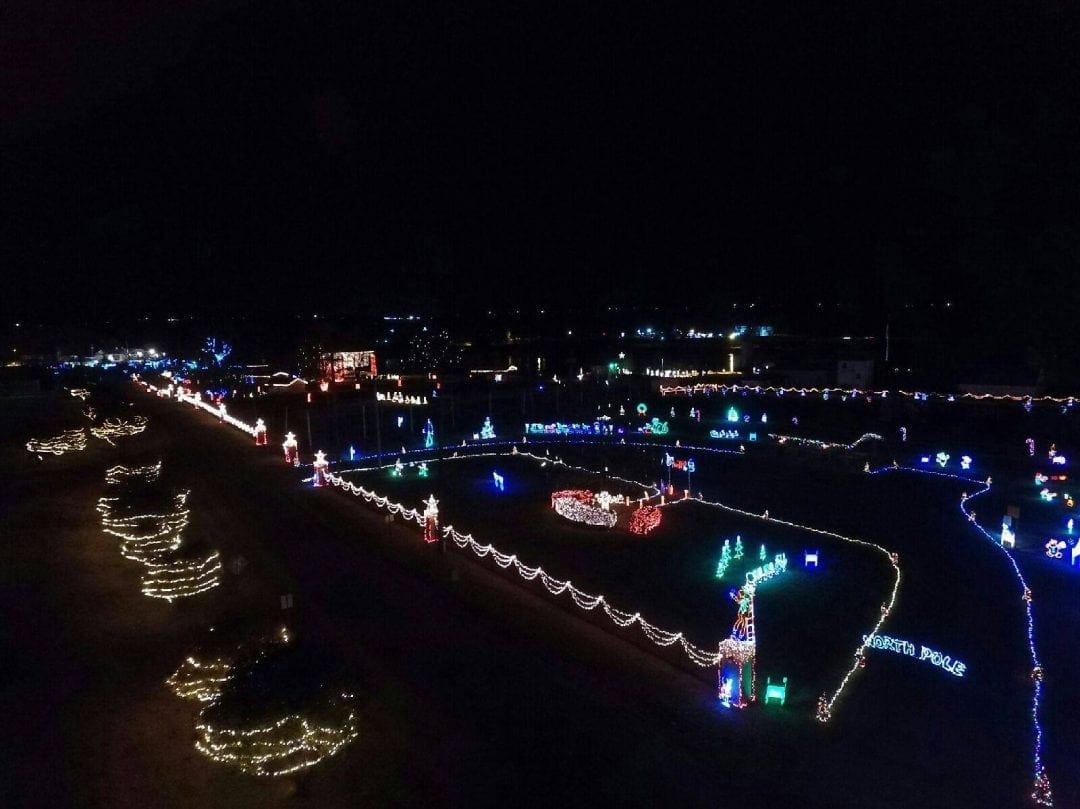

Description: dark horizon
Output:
[2,2,1076,343]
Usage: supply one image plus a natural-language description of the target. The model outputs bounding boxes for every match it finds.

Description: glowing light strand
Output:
[26,428,88,455]
[869,465,1053,806]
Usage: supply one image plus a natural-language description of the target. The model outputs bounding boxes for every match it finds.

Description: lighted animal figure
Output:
[1000,522,1016,549]
[391,459,404,477]
[1045,539,1066,559]
[804,549,819,568]
[763,677,788,706]
[492,471,505,491]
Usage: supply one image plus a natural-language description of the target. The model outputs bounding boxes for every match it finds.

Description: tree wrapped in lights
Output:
[194,643,357,777]
[168,655,232,703]
[100,491,190,562]
[628,505,662,535]
[90,415,148,445]
[141,545,223,601]
[168,625,291,704]
[734,535,744,559]
[26,428,88,456]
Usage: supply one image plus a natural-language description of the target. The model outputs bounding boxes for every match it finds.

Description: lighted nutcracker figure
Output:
[423,494,439,544]
[282,432,298,465]
[312,450,330,487]
[254,418,268,446]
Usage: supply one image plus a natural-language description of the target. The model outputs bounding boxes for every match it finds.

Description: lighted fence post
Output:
[282,432,298,465]
[312,450,329,487]
[423,495,439,544]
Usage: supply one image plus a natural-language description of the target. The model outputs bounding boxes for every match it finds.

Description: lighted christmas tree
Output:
[759,543,767,562]
[480,417,495,440]
[423,418,435,449]
[716,539,732,578]
[734,535,744,559]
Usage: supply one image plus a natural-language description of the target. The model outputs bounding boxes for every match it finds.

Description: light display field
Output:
[338,449,894,708]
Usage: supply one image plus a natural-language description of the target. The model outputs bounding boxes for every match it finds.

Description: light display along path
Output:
[326,444,902,724]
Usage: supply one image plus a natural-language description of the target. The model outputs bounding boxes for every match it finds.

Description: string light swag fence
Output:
[659,381,1080,407]
[136,378,262,438]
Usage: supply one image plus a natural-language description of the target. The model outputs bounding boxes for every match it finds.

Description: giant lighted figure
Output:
[718,583,757,708]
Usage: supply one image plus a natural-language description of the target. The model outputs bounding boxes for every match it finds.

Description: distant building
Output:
[319,350,377,382]
[837,359,873,388]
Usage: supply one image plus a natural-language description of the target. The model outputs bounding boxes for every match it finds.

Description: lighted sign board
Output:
[862,634,966,677]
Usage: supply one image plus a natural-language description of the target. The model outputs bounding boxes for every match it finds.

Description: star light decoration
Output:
[26,428,88,455]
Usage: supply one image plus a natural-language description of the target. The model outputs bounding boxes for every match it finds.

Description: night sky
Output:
[2,2,1076,332]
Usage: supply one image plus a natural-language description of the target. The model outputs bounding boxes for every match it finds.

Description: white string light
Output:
[90,415,148,445]
[26,428,88,455]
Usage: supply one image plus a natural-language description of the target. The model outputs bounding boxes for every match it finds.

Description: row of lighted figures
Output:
[1000,516,1080,565]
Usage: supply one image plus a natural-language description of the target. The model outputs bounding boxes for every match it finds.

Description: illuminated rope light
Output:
[105,461,162,485]
[141,549,223,601]
[167,625,291,704]
[770,432,883,451]
[26,428,88,455]
[90,415,148,445]
[659,381,1080,406]
[871,465,1054,805]
[84,406,97,421]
